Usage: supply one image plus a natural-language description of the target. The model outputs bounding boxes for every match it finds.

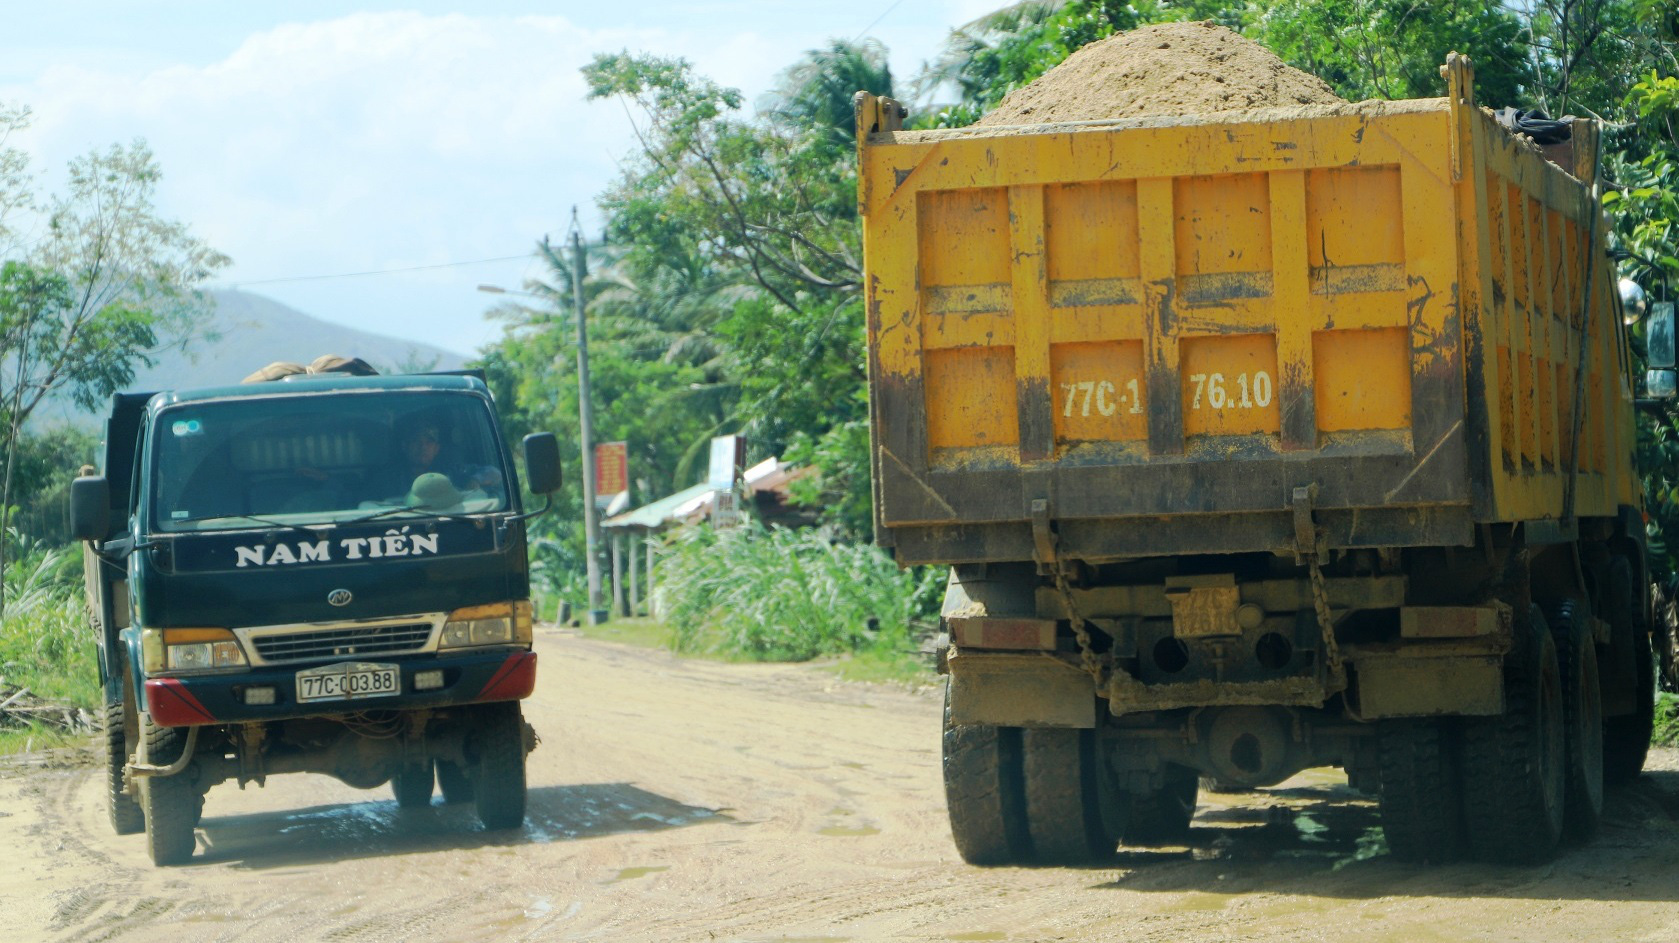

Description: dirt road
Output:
[4,629,1679,942]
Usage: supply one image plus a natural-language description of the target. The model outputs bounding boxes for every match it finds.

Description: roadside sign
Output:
[595,441,628,498]
[708,435,745,488]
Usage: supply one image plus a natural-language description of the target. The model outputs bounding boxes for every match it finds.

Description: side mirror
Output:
[1648,302,1677,400]
[522,433,562,494]
[70,476,111,541]
[1648,301,1675,368]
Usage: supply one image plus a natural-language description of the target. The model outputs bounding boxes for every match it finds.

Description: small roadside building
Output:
[600,458,817,616]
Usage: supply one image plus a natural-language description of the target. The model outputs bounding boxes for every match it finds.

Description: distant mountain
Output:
[137,289,470,388]
[35,290,470,428]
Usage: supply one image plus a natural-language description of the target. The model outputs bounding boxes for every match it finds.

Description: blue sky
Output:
[0,1,994,356]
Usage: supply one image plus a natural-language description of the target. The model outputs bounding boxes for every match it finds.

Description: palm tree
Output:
[911,0,1066,108]
[760,39,896,147]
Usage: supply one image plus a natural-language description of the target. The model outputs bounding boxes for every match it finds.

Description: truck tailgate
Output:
[859,95,1472,562]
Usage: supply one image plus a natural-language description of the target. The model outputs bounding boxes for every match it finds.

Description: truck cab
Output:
[74,372,561,865]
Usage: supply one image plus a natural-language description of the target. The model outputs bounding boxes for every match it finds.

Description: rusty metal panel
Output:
[859,96,1471,560]
[1399,605,1500,638]
[858,58,1639,566]
[1352,656,1504,718]
[947,651,1095,728]
[949,617,1057,650]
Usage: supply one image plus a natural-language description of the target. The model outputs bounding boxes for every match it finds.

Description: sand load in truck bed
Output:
[974,21,1346,127]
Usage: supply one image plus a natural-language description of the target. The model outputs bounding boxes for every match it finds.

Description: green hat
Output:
[406,473,463,512]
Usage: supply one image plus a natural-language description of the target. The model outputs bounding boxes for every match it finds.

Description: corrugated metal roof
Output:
[602,482,718,530]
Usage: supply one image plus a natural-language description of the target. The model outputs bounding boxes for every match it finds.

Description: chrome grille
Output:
[252,623,432,663]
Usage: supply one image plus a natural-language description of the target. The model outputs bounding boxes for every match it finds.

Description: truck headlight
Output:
[155,627,248,672]
[439,601,533,650]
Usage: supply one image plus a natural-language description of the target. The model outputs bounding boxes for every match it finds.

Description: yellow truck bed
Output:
[856,57,1639,565]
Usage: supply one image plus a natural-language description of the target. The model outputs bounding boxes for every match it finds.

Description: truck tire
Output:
[1375,719,1462,863]
[1605,631,1655,785]
[941,682,1027,865]
[1549,600,1604,840]
[1459,605,1565,864]
[437,760,475,804]
[392,762,435,809]
[1605,558,1654,784]
[138,714,198,866]
[1117,764,1198,845]
[104,697,143,835]
[1021,727,1112,864]
[473,702,527,831]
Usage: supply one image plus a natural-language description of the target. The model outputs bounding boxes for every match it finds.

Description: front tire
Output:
[1459,605,1566,864]
[138,714,199,866]
[1550,600,1604,840]
[472,702,527,831]
[1605,557,1654,784]
[437,760,475,804]
[104,691,143,836]
[393,762,435,809]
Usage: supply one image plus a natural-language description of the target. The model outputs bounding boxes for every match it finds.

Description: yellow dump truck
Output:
[856,56,1666,865]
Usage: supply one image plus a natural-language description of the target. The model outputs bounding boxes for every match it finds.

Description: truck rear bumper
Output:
[142,649,536,727]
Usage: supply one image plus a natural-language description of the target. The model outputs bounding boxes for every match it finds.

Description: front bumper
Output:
[141,649,536,727]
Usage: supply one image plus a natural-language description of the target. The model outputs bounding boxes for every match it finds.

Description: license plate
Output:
[1166,580,1242,638]
[295,662,400,703]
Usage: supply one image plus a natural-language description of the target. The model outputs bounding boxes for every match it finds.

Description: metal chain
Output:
[1307,553,1344,680]
[1050,561,1111,686]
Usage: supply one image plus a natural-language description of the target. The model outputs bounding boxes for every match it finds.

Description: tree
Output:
[1258,0,1531,105]
[0,118,229,609]
[581,51,883,534]
[761,39,896,148]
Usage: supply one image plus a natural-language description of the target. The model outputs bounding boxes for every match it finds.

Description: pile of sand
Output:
[974,21,1345,126]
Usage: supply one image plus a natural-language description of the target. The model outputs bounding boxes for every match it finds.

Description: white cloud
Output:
[1,6,962,356]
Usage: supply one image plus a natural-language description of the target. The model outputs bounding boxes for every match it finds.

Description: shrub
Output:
[653,523,943,662]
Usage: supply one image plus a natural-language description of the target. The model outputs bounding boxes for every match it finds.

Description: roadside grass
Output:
[1,537,101,757]
[571,611,934,686]
[817,645,934,687]
[1656,693,1679,747]
[0,723,89,756]
[574,616,676,650]
[653,523,943,664]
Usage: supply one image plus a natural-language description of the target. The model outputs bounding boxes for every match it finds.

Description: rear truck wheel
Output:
[437,760,475,804]
[1605,558,1655,784]
[1021,727,1113,864]
[941,680,1028,865]
[472,702,527,831]
[1116,763,1199,846]
[393,761,435,809]
[1460,605,1566,864]
[1549,600,1604,840]
[1375,719,1463,863]
[138,713,199,866]
[104,695,143,836]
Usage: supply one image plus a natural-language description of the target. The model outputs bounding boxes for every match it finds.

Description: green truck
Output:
[72,370,560,865]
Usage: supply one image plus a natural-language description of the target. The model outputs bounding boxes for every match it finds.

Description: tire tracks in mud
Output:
[7,635,1679,943]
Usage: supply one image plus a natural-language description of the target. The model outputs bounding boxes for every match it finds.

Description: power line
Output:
[231,253,534,287]
[853,0,905,42]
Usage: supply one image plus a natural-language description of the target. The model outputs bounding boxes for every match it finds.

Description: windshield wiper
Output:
[345,504,489,525]
[173,513,331,538]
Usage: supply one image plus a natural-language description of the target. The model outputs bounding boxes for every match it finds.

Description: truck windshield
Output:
[150,391,511,532]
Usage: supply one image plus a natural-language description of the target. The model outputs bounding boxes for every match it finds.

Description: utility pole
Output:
[571,211,608,625]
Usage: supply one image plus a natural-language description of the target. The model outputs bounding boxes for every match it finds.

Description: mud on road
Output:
[4,629,1679,942]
